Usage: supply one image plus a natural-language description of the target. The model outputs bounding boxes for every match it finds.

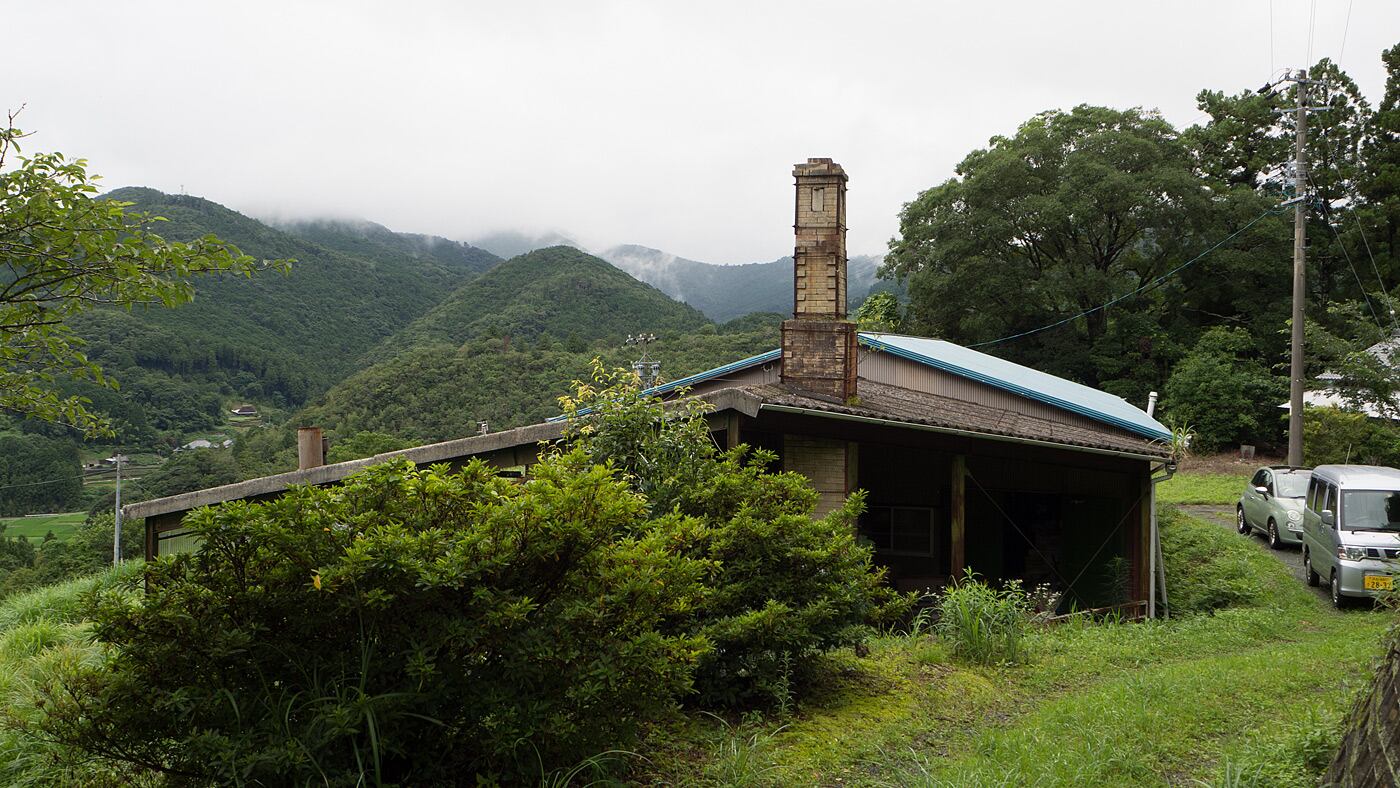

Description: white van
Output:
[1301,465,1400,608]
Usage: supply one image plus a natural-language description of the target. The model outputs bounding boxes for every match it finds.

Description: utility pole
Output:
[627,333,660,390]
[1287,69,1310,468]
[112,453,123,566]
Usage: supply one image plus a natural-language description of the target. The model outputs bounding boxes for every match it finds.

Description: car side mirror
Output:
[1254,486,1269,495]
[1322,510,1336,528]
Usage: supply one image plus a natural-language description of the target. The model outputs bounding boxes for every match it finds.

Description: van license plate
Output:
[1364,576,1394,591]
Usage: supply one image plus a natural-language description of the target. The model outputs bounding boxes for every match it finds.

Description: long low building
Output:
[127,158,1173,614]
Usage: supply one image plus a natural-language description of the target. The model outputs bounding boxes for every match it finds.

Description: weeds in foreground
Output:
[536,749,640,787]
[934,570,1034,666]
[699,713,786,787]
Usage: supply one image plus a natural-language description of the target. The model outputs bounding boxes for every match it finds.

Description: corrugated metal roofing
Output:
[859,333,1171,441]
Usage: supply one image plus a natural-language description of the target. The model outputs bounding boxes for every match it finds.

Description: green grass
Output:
[1156,472,1251,505]
[0,513,86,543]
[0,563,148,785]
[639,508,1392,786]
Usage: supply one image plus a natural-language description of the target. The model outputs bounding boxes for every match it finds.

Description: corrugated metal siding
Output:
[857,350,1139,439]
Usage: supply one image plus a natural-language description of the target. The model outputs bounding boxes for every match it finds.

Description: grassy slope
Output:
[0,513,85,543]
[1157,472,1251,506]
[0,565,146,785]
[639,505,1391,787]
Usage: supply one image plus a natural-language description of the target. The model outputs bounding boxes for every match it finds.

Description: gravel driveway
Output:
[1177,504,1330,603]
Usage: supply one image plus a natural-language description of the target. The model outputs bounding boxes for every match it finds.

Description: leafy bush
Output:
[1303,405,1400,467]
[1163,327,1285,452]
[562,364,911,707]
[37,456,709,784]
[34,365,906,781]
[934,570,1033,665]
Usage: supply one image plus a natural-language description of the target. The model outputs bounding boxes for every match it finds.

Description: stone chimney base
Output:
[781,319,858,401]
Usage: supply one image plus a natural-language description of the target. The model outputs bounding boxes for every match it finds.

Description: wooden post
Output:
[951,455,966,581]
[725,412,741,450]
[1142,471,1153,614]
[297,427,324,470]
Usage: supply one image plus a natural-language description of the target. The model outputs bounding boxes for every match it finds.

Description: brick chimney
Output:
[781,158,858,400]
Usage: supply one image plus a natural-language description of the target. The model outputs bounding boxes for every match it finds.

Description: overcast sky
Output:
[6,1,1398,263]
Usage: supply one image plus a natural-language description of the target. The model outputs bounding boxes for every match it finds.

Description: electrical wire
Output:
[1306,0,1318,66]
[0,473,89,493]
[1339,0,1355,62]
[1269,0,1276,76]
[969,207,1285,349]
[1352,210,1393,327]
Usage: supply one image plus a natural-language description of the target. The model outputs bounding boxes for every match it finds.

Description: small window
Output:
[1307,479,1319,511]
[811,187,825,212]
[1251,469,1268,487]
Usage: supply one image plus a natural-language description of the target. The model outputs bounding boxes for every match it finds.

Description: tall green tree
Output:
[883,105,1214,388]
[0,115,282,436]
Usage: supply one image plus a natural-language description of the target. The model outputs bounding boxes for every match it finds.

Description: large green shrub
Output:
[1303,405,1400,467]
[36,365,906,781]
[1163,327,1285,452]
[38,456,709,784]
[563,364,910,707]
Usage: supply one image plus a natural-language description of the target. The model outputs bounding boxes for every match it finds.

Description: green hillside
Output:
[275,218,499,276]
[380,246,712,354]
[295,319,780,445]
[93,189,491,395]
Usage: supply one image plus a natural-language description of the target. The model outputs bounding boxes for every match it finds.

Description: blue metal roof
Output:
[639,348,782,398]
[858,333,1171,441]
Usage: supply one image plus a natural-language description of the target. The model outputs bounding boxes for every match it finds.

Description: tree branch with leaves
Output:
[0,111,288,436]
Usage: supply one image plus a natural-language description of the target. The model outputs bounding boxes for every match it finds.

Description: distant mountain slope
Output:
[275,218,500,275]
[598,245,889,322]
[469,230,583,260]
[380,246,712,354]
[82,188,487,406]
[295,317,782,445]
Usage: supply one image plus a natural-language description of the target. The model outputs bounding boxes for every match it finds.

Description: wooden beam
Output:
[725,412,742,450]
[1140,468,1152,606]
[951,454,966,580]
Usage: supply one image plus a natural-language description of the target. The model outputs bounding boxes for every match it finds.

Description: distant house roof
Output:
[635,332,1171,442]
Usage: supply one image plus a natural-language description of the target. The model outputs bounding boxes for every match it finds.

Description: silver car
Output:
[1300,465,1400,608]
[1237,466,1311,549]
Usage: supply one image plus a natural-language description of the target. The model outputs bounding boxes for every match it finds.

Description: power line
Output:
[0,473,89,493]
[1352,210,1392,326]
[1306,0,1318,66]
[969,207,1284,349]
[1338,0,1355,62]
[1269,0,1276,76]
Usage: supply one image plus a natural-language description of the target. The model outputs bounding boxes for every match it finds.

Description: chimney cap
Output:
[793,158,847,179]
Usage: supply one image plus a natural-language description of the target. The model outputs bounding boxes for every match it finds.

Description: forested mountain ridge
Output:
[375,245,713,355]
[598,244,890,321]
[86,188,490,396]
[273,217,500,275]
[23,188,498,450]
[270,314,781,460]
